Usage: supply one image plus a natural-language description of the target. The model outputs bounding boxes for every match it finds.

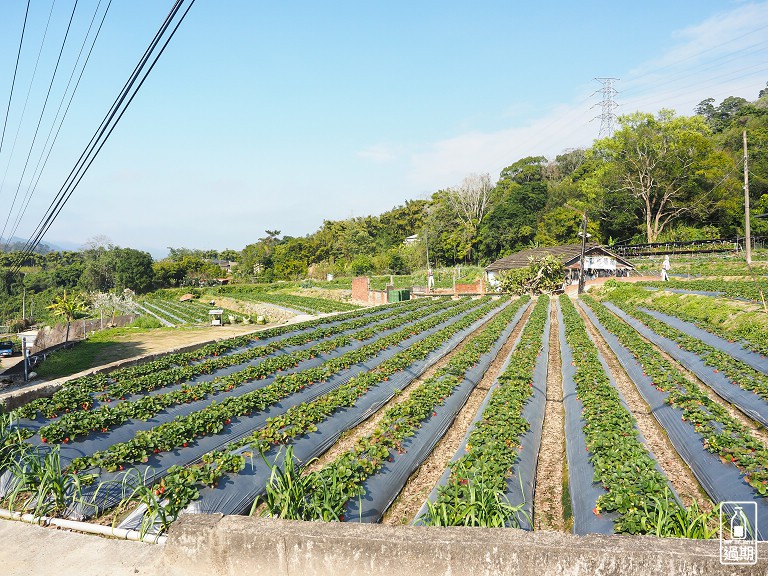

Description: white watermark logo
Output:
[720,501,758,566]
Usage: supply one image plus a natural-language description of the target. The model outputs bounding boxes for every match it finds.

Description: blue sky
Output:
[0,0,766,257]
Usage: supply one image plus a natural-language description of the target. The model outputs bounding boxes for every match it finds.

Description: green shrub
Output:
[130,315,163,329]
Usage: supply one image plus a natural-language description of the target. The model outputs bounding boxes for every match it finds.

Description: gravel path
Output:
[534,298,566,531]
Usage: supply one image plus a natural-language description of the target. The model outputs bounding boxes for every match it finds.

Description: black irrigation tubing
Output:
[63,299,492,518]
[23,298,438,417]
[16,300,449,434]
[558,301,617,535]
[578,305,679,502]
[603,303,768,429]
[501,299,549,528]
[22,300,468,464]
[639,308,767,375]
[413,300,547,528]
[341,301,530,524]
[580,300,768,540]
[159,301,518,521]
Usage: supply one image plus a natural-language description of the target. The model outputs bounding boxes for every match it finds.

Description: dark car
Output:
[0,341,15,357]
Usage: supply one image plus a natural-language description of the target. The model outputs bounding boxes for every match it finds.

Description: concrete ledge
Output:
[161,514,768,576]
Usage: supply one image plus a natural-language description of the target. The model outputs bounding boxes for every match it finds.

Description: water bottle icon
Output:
[731,505,748,540]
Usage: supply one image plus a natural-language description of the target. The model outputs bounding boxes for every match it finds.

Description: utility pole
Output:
[744,130,752,265]
[22,336,28,382]
[592,78,619,138]
[424,231,431,294]
[578,210,589,295]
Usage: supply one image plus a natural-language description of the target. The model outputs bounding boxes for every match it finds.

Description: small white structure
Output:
[209,309,224,326]
[404,234,420,245]
[486,243,635,288]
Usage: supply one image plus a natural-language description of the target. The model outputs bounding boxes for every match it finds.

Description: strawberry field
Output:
[1,280,767,541]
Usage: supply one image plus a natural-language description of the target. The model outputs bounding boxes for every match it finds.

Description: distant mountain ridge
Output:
[0,236,75,254]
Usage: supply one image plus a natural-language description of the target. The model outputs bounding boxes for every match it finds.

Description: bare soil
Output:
[89,324,268,367]
[577,304,712,511]
[533,298,567,531]
[380,303,534,525]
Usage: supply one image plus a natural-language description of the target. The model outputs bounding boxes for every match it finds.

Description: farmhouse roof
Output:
[486,243,634,272]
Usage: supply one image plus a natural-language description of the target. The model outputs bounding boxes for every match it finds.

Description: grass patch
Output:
[34,340,115,379]
[561,439,573,531]
[33,327,159,379]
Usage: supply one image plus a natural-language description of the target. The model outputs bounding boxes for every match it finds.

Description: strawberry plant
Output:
[69,297,493,472]
[16,298,437,420]
[34,299,461,443]
[582,293,768,497]
[602,286,768,402]
[140,297,518,518]
[559,295,679,535]
[422,295,549,527]
[263,297,528,520]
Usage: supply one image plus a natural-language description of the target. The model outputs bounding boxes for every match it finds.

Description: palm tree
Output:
[47,290,88,343]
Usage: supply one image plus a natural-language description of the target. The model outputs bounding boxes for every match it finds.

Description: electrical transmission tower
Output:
[592,77,619,138]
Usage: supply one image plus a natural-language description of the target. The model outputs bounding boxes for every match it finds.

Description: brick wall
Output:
[455,278,484,295]
[351,276,370,302]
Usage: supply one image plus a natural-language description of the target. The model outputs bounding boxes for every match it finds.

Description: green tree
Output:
[114,248,154,293]
[47,290,88,343]
[595,110,727,243]
[445,173,493,263]
[496,254,564,295]
[350,255,374,275]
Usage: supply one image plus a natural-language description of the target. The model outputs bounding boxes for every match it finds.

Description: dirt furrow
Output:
[380,303,534,525]
[577,304,712,511]
[304,299,522,474]
[533,298,566,531]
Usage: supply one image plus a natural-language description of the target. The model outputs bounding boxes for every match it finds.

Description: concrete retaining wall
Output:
[161,514,768,576]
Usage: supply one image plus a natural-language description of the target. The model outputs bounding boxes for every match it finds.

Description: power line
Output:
[0,0,31,157]
[621,22,768,89]
[620,39,768,97]
[0,0,57,209]
[5,0,112,250]
[1,0,81,246]
[10,0,197,272]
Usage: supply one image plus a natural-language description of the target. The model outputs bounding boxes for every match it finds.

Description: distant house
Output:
[485,243,634,287]
[403,234,420,246]
[211,259,237,274]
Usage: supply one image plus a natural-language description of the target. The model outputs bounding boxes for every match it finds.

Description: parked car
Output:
[0,341,15,357]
